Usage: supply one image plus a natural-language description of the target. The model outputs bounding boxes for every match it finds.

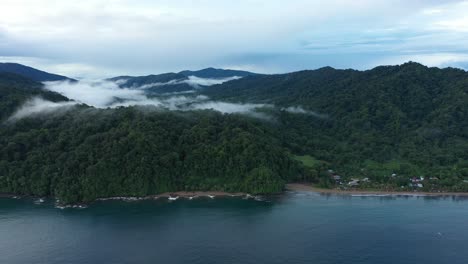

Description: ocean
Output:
[1,191,468,264]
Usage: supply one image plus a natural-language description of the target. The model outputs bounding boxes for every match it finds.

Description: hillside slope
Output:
[0,63,76,82]
[201,62,468,188]
[0,74,301,203]
[0,73,70,120]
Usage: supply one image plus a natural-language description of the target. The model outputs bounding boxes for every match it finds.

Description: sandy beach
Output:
[286,183,468,197]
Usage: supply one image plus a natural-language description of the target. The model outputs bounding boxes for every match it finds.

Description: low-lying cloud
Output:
[45,80,146,108]
[185,76,241,87]
[42,80,267,116]
[132,75,242,90]
[9,97,77,120]
[283,106,328,119]
[189,101,265,113]
[9,81,325,121]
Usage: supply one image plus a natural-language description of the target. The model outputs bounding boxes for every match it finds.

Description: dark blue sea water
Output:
[1,191,468,264]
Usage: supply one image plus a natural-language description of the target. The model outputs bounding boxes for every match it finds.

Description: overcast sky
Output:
[1,0,468,78]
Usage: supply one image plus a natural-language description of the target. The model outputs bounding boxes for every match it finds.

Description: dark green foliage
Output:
[243,166,284,194]
[0,73,69,120]
[0,73,301,203]
[2,62,468,203]
[0,106,301,203]
[202,62,468,190]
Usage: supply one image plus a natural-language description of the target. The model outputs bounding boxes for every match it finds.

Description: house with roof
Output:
[348,179,360,187]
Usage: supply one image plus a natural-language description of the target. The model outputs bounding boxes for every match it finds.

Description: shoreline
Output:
[6,183,468,205]
[0,193,25,199]
[0,191,255,206]
[96,191,250,201]
[286,183,468,197]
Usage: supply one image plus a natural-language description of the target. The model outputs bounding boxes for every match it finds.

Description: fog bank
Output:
[9,97,77,120]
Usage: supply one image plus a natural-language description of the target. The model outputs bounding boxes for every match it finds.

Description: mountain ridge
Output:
[0,63,76,82]
[179,67,257,78]
[108,68,258,94]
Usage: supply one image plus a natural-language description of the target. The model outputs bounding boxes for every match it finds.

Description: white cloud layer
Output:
[185,76,242,87]
[189,101,267,114]
[1,0,468,77]
[283,106,328,118]
[136,76,242,89]
[44,80,146,108]
[10,81,326,120]
[42,80,268,116]
[9,97,77,120]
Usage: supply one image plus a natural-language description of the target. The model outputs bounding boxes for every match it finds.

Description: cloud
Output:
[10,80,327,121]
[161,90,195,96]
[282,106,328,118]
[377,53,468,68]
[42,80,335,119]
[42,80,269,117]
[433,17,468,32]
[189,101,268,114]
[8,97,77,120]
[105,95,203,109]
[106,95,270,117]
[185,76,242,87]
[136,79,185,89]
[0,56,114,79]
[2,0,468,76]
[44,80,147,107]
[134,76,242,90]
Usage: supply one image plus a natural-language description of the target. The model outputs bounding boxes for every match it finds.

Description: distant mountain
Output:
[108,73,187,86]
[0,63,76,82]
[179,67,257,78]
[108,68,256,94]
[108,73,192,94]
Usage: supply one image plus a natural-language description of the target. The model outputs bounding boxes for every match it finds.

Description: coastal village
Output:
[326,169,449,192]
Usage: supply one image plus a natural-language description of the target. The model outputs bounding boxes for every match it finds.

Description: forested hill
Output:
[201,62,468,189]
[202,62,468,141]
[0,73,69,120]
[0,73,302,203]
[0,63,76,82]
[204,62,467,109]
